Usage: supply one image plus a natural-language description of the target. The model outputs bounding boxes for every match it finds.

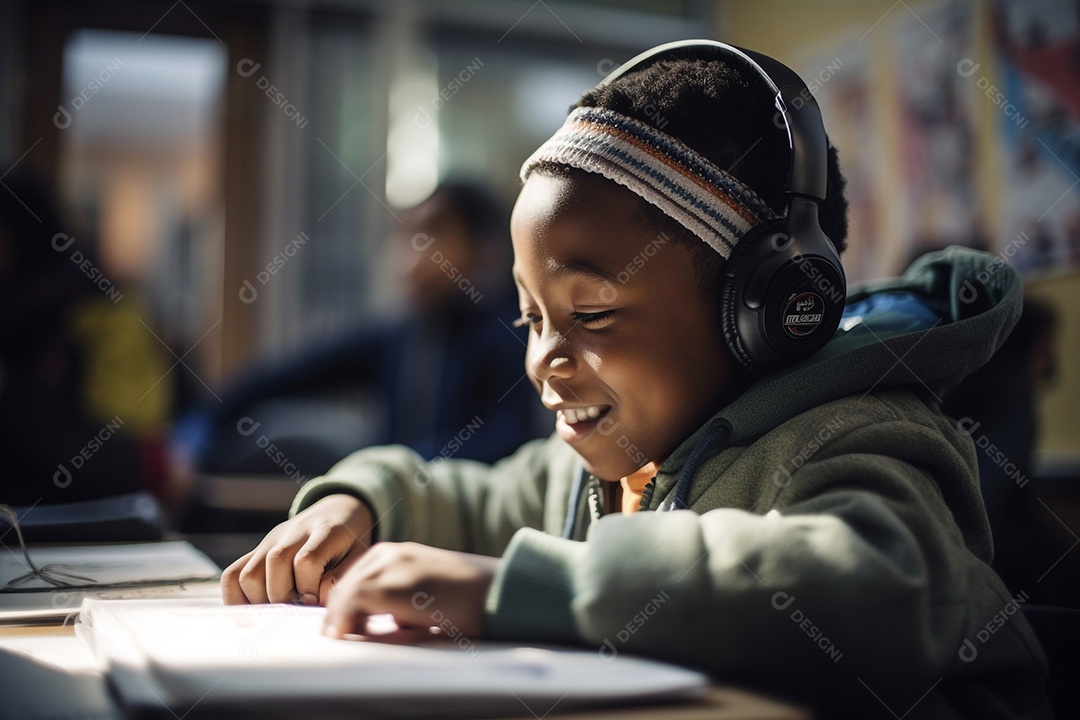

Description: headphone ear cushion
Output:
[718,230,763,374]
[720,268,752,372]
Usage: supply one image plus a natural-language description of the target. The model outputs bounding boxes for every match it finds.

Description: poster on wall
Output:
[798,43,891,283]
[893,0,982,266]
[991,0,1080,276]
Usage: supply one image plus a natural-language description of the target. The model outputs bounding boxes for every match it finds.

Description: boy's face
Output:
[511,172,736,481]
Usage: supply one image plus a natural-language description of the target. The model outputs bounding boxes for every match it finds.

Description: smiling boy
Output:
[223,42,1049,719]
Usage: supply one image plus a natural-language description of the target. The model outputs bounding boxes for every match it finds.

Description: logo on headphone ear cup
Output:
[782,291,825,338]
[720,216,844,373]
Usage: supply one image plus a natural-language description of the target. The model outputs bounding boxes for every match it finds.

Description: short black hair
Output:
[533,57,849,297]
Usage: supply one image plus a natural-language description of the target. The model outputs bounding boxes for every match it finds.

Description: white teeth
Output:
[562,406,606,424]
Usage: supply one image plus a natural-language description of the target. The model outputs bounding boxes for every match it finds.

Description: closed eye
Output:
[513,310,616,330]
[572,309,616,327]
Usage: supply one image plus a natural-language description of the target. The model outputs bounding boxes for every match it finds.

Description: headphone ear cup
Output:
[720,213,845,373]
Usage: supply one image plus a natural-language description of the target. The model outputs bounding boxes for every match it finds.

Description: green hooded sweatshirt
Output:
[292,247,1051,719]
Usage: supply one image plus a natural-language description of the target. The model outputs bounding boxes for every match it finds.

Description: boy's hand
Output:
[321,542,499,641]
[221,494,375,605]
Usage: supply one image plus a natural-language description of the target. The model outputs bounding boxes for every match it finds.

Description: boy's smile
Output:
[511,171,738,481]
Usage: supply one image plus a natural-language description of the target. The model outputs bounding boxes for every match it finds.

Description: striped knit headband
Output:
[520,106,777,258]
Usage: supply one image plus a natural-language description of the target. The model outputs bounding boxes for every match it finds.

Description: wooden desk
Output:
[0,624,810,719]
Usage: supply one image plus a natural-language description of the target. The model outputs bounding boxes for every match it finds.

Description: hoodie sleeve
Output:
[289,434,576,557]
[485,394,1048,717]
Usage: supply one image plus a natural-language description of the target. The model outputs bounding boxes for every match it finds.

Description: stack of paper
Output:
[0,541,221,625]
[77,598,708,718]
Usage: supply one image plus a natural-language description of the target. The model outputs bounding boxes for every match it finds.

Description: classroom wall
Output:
[721,0,901,60]
[721,0,1080,456]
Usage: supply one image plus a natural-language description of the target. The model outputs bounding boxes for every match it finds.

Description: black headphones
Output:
[600,40,846,372]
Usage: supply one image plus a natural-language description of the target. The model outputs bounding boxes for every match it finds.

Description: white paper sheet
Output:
[78,598,708,718]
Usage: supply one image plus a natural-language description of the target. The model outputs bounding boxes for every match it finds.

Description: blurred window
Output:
[59,29,226,372]
[57,4,712,365]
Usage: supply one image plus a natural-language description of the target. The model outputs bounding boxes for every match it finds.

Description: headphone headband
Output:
[598,39,828,204]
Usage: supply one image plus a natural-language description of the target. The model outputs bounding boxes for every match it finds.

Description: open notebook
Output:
[77,598,708,718]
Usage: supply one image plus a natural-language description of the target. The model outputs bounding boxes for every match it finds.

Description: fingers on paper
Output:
[221,550,257,605]
[292,528,346,605]
[264,541,306,604]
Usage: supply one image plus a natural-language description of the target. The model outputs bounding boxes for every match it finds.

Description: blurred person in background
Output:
[0,167,176,507]
[178,179,547,487]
